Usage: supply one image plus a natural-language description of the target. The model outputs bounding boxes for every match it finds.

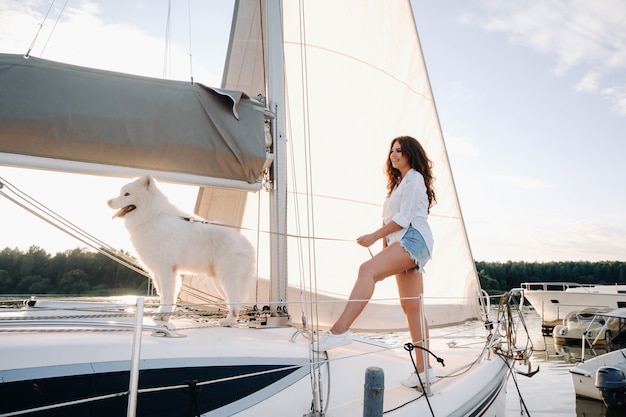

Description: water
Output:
[503,307,617,417]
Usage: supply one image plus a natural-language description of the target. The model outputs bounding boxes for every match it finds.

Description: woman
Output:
[314,135,436,388]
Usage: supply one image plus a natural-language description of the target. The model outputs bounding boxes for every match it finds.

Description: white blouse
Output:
[382,169,434,254]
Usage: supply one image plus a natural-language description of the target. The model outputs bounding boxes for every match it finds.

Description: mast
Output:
[266,0,289,317]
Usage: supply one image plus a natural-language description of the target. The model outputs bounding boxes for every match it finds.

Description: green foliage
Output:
[2,246,625,298]
[0,246,148,296]
[476,260,626,295]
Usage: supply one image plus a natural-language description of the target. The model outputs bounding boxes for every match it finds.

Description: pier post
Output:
[363,366,384,417]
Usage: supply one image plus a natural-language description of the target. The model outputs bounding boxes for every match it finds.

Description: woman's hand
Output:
[356,234,377,248]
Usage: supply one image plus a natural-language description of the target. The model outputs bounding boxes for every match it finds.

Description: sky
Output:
[0,0,625,263]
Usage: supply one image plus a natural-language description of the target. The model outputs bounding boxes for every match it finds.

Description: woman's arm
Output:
[357,221,402,248]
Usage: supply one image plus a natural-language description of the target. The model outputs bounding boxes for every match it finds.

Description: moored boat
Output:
[521,282,626,334]
[552,307,623,347]
[570,309,626,407]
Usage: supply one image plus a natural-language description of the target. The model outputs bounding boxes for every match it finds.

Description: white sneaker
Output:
[401,366,436,388]
[313,330,352,351]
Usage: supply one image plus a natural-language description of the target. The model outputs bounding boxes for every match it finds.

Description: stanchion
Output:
[127,297,145,417]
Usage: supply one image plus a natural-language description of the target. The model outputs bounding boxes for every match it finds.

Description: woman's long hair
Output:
[385,136,436,211]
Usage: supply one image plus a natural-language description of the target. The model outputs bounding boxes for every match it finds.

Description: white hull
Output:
[0,300,510,417]
[521,283,626,325]
[570,348,626,401]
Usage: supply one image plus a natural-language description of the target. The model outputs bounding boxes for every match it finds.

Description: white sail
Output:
[189,0,480,329]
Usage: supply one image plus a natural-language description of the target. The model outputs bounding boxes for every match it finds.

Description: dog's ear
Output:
[139,175,153,189]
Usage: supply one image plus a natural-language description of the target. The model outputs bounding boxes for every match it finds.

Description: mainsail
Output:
[193,0,481,328]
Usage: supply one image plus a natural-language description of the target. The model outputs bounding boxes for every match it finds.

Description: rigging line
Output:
[24,0,56,58]
[163,0,172,78]
[285,92,310,327]
[40,0,69,57]
[0,179,149,278]
[187,0,194,84]
[0,188,149,278]
[294,0,318,329]
[293,2,328,415]
[282,0,320,406]
[291,190,382,208]
[254,190,262,307]
[284,2,308,327]
[0,177,142,270]
[259,0,267,97]
[0,177,102,249]
[0,176,118,255]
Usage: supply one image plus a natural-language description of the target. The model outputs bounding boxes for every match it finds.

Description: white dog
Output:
[107,175,256,326]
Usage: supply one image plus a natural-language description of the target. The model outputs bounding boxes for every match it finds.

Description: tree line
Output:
[2,246,626,296]
[0,246,149,296]
[477,260,626,295]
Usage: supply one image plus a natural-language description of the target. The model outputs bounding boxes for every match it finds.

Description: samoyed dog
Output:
[107,175,256,326]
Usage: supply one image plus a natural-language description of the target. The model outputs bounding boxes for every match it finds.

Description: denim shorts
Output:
[390,225,431,272]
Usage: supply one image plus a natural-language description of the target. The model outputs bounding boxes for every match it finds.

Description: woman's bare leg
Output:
[396,269,428,373]
[329,243,416,335]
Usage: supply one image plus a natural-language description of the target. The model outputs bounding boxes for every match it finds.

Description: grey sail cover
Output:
[0,53,267,186]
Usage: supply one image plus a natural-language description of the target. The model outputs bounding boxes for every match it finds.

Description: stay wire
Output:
[497,352,532,416]
[0,177,149,279]
[40,0,69,57]
[289,1,328,414]
[163,0,172,78]
[187,0,194,85]
[25,0,56,58]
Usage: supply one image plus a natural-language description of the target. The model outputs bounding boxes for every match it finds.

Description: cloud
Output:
[460,0,626,115]
[0,0,221,84]
[601,85,626,115]
[574,72,600,94]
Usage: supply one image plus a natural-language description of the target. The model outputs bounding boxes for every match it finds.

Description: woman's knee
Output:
[357,262,380,283]
[399,297,422,315]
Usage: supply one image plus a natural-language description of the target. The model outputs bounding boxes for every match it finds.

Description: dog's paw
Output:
[152,313,172,323]
[153,305,174,321]
[220,317,237,327]
[154,304,174,314]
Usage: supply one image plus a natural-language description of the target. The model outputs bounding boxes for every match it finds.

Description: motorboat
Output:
[553,307,622,348]
[570,309,626,407]
[521,282,626,335]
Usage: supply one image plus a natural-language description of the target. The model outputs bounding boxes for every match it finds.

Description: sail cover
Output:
[0,53,267,188]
